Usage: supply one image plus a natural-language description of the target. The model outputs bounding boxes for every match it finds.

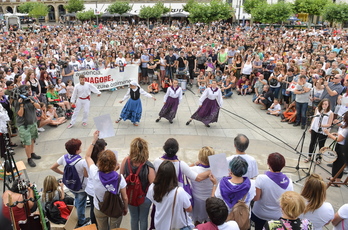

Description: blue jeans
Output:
[295,102,308,126]
[270,87,280,99]
[128,198,152,230]
[72,191,87,225]
[224,90,233,98]
[88,194,97,225]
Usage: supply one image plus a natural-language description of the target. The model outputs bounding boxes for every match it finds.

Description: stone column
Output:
[55,4,59,23]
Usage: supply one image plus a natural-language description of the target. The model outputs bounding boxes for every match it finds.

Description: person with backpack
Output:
[120,137,155,230]
[85,131,128,230]
[51,138,90,227]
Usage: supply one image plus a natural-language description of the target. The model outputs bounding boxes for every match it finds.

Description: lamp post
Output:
[237,0,241,26]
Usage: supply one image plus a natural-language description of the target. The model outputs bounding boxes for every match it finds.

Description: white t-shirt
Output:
[153,158,198,183]
[333,204,348,230]
[226,154,259,179]
[252,173,293,221]
[214,178,256,213]
[146,185,194,230]
[218,221,240,230]
[300,202,334,230]
[89,164,127,210]
[337,127,348,145]
[190,166,213,200]
[56,154,88,193]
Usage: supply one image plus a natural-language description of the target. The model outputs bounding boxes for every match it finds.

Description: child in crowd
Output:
[65,80,74,102]
[267,99,282,116]
[148,80,159,94]
[46,104,67,126]
[199,82,206,94]
[55,78,67,101]
[241,80,250,96]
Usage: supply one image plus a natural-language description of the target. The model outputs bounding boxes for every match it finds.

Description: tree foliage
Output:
[18,2,38,14]
[183,0,197,13]
[243,0,266,15]
[154,2,170,15]
[138,5,162,19]
[64,0,85,13]
[323,3,348,24]
[76,9,97,21]
[18,2,48,18]
[292,0,329,16]
[188,0,233,24]
[251,2,292,24]
[107,1,133,15]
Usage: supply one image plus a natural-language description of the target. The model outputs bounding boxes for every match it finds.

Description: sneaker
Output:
[301,125,305,130]
[27,158,36,167]
[31,153,41,159]
[37,127,45,132]
[82,122,87,126]
[67,124,73,129]
[293,123,300,127]
[77,217,91,227]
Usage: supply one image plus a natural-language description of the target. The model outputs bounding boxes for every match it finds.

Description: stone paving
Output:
[2,84,347,229]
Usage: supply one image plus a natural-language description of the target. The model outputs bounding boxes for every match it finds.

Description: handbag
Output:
[97,176,124,218]
[178,162,194,207]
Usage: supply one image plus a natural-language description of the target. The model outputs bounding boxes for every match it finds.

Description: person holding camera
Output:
[165,49,177,79]
[14,85,41,167]
[61,58,75,84]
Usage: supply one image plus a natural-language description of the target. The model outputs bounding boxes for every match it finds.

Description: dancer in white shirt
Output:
[156,79,182,124]
[67,75,101,128]
[186,80,223,127]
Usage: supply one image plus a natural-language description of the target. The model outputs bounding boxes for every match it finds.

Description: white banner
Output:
[73,65,138,91]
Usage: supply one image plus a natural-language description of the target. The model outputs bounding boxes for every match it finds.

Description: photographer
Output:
[165,49,177,79]
[14,85,41,167]
[61,58,75,84]
[254,85,274,110]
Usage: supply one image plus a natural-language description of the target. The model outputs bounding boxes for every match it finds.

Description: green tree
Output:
[18,2,38,13]
[64,0,85,13]
[292,0,330,26]
[251,2,292,24]
[243,0,266,15]
[76,9,97,21]
[107,1,133,22]
[138,5,162,27]
[323,3,348,26]
[183,0,197,13]
[154,2,170,15]
[189,0,233,24]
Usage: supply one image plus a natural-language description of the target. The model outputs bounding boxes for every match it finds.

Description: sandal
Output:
[316,158,322,165]
[304,157,312,163]
[330,183,341,187]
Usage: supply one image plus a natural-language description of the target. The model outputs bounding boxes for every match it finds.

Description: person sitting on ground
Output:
[267,99,282,116]
[254,85,274,110]
[281,101,297,123]
[196,197,239,230]
[237,75,251,95]
[41,175,65,208]
[148,80,159,94]
[241,80,250,96]
[46,104,67,126]
[198,82,207,94]
[221,77,233,98]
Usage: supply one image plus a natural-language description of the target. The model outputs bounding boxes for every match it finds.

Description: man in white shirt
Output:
[68,75,101,128]
[69,55,81,72]
[226,134,259,179]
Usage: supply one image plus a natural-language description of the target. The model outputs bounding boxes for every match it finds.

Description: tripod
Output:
[1,133,20,193]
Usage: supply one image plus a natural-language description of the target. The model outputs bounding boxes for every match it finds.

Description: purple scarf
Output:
[161,154,178,160]
[219,177,251,209]
[64,154,81,164]
[171,86,179,93]
[99,171,119,195]
[211,87,218,93]
[265,171,290,190]
[197,163,210,168]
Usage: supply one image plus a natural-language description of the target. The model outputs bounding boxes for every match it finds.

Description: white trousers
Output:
[71,98,90,125]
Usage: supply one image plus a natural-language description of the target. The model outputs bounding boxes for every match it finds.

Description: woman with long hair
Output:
[41,175,65,207]
[300,174,334,230]
[324,112,348,186]
[146,161,194,230]
[86,131,128,230]
[306,99,333,164]
[120,138,155,230]
[156,79,183,124]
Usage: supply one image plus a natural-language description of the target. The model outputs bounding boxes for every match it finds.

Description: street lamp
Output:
[237,0,242,26]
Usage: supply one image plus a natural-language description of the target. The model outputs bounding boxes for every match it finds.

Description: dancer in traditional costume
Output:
[156,79,182,124]
[186,80,223,127]
[116,81,156,126]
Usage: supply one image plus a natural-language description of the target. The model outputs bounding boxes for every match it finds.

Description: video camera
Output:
[58,60,68,68]
[12,85,31,102]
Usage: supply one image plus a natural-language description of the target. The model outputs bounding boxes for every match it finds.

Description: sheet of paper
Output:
[93,114,115,139]
[342,97,348,107]
[208,153,229,180]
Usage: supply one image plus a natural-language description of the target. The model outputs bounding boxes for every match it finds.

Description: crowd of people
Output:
[1,20,348,229]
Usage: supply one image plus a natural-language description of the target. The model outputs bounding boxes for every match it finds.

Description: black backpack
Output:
[45,201,67,224]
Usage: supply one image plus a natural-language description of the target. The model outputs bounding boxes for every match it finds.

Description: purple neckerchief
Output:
[161,154,178,160]
[211,87,218,94]
[171,86,179,93]
[197,163,210,168]
[0,97,8,104]
[219,176,251,209]
[99,171,119,195]
[64,154,81,165]
[265,171,290,190]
